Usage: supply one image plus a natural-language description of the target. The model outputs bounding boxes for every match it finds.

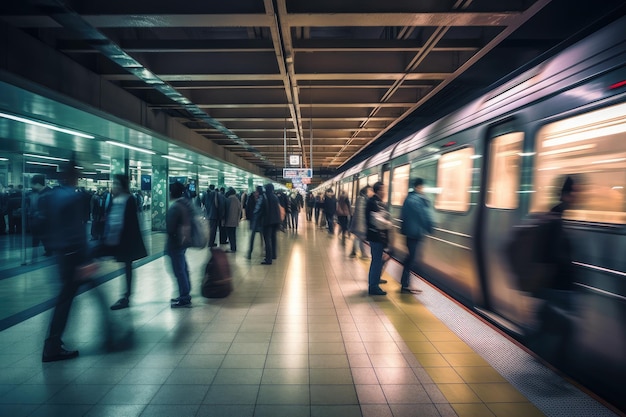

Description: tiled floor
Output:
[0,219,618,417]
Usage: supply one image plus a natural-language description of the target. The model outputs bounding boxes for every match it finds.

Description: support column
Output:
[151,159,168,232]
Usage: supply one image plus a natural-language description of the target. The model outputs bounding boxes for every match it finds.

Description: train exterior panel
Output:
[324,15,626,411]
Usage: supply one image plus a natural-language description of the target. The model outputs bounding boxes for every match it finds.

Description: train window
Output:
[382,170,390,202]
[486,132,524,209]
[358,176,368,194]
[532,102,626,223]
[391,164,410,206]
[368,173,378,186]
[435,147,474,212]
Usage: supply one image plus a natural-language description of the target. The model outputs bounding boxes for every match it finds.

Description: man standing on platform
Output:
[399,178,433,294]
[366,182,392,296]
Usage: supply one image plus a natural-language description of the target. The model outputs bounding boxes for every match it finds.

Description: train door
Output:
[476,122,527,328]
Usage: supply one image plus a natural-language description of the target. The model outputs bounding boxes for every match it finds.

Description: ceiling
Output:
[1,0,625,184]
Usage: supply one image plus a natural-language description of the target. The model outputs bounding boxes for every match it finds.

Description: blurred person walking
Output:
[323,188,337,235]
[28,174,52,258]
[42,164,93,362]
[366,182,392,296]
[258,183,281,265]
[349,185,372,259]
[336,190,352,245]
[224,187,241,252]
[101,175,148,310]
[399,178,433,294]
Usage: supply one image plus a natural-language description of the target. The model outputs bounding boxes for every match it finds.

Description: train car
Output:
[330,15,626,410]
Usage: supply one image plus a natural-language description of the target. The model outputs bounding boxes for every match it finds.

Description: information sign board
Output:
[283,168,312,179]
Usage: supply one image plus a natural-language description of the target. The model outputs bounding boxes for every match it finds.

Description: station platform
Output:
[0,218,619,417]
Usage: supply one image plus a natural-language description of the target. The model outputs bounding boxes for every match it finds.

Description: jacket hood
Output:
[264,183,275,193]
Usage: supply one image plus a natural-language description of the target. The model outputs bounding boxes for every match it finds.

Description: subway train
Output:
[321,15,626,410]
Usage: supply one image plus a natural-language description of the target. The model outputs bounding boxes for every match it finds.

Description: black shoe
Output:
[368,288,387,296]
[401,287,422,294]
[171,299,192,308]
[42,346,79,362]
[379,279,388,284]
[261,261,272,265]
[110,297,129,310]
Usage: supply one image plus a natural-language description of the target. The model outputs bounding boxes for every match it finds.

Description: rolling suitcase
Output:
[201,247,232,298]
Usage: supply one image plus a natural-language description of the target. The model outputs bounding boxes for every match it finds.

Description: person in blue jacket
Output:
[400,178,434,294]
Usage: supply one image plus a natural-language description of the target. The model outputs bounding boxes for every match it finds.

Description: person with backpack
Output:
[167,182,193,308]
[399,178,433,294]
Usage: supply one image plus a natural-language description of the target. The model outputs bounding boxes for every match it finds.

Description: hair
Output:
[113,174,130,193]
[31,174,45,186]
[372,181,384,193]
[359,185,371,196]
[326,188,333,194]
[256,185,264,194]
[209,184,215,190]
[412,178,424,188]
[170,181,185,198]
[59,161,79,186]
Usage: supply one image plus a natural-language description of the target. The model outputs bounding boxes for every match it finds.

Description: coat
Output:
[224,194,242,227]
[105,194,148,262]
[400,191,434,240]
[366,194,391,244]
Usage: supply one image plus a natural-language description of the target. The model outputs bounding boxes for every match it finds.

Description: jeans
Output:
[208,219,218,247]
[401,237,422,288]
[350,237,367,256]
[326,213,335,234]
[167,246,190,301]
[368,241,385,291]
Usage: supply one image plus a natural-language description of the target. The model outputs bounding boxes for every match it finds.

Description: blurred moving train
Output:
[320,14,626,410]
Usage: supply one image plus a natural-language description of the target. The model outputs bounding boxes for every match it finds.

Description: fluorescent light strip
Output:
[26,161,58,167]
[106,141,155,155]
[24,153,69,162]
[0,111,94,139]
[162,155,193,165]
[93,163,110,167]
[0,157,8,161]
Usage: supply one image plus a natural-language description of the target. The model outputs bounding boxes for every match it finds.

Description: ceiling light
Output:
[106,141,155,155]
[24,153,69,162]
[162,155,193,164]
[26,161,58,167]
[93,163,110,167]
[0,111,94,139]
[0,157,8,161]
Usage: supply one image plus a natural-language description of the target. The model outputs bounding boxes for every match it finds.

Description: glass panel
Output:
[391,164,410,206]
[435,147,474,212]
[486,132,524,209]
[368,173,378,186]
[532,102,626,223]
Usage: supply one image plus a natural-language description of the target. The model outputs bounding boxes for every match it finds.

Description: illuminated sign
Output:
[283,168,312,179]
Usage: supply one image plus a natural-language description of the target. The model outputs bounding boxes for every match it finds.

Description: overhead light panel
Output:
[162,155,193,165]
[0,157,8,161]
[93,163,110,167]
[24,153,70,162]
[106,141,155,155]
[0,111,94,139]
[26,161,58,167]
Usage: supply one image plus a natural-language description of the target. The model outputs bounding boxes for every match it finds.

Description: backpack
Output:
[201,247,232,298]
[504,212,561,295]
[177,199,209,249]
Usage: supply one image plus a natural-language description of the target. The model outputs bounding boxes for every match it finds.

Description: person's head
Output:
[256,185,264,195]
[412,178,424,193]
[112,174,130,196]
[326,188,333,195]
[359,185,372,197]
[559,175,578,208]
[209,184,215,191]
[220,187,225,193]
[30,174,45,192]
[170,181,185,199]
[59,162,79,187]
[226,187,236,197]
[265,183,275,194]
[372,181,385,199]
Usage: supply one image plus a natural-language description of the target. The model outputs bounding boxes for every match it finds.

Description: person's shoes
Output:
[368,288,387,296]
[42,346,79,362]
[110,297,129,310]
[349,253,356,258]
[170,297,180,302]
[171,299,192,308]
[261,261,272,265]
[401,287,422,294]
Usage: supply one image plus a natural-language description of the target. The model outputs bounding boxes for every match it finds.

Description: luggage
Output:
[201,247,232,298]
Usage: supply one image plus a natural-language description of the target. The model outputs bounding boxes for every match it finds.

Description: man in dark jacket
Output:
[323,188,337,235]
[167,182,193,308]
[366,182,391,296]
[28,174,52,257]
[43,165,92,362]
[257,183,281,265]
[204,185,219,247]
[399,178,434,294]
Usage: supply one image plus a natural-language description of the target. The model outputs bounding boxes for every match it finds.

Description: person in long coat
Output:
[224,187,242,252]
[103,175,148,310]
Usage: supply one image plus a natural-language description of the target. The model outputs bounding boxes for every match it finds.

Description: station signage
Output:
[283,168,312,179]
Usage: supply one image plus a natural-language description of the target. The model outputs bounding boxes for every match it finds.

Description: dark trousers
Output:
[401,237,422,288]
[219,224,228,244]
[46,252,83,350]
[326,213,335,234]
[262,225,277,263]
[290,211,299,230]
[122,261,133,298]
[167,246,190,301]
[306,206,313,221]
[226,227,237,251]
[208,219,218,246]
[314,207,321,225]
[368,241,385,291]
